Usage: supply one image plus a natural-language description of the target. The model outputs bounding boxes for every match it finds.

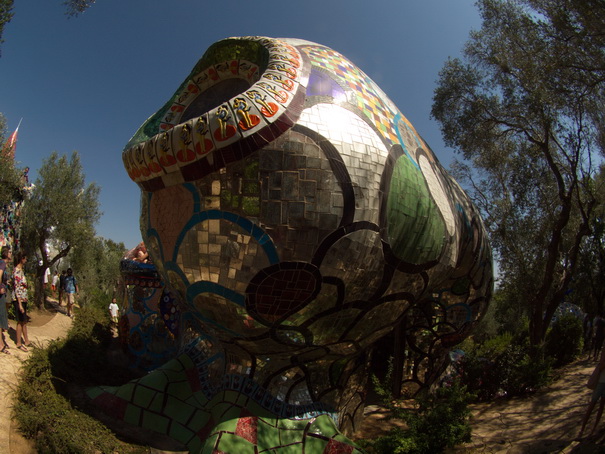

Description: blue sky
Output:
[0,0,480,249]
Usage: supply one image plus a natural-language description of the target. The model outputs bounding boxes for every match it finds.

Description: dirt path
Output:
[459,356,600,453]
[0,300,72,454]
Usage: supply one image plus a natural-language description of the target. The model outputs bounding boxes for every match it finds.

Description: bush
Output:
[13,305,145,453]
[361,381,474,454]
[545,314,583,367]
[458,332,552,401]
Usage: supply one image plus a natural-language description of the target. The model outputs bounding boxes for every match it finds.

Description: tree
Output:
[69,235,125,307]
[569,167,605,315]
[431,0,604,346]
[0,113,24,206]
[0,0,95,54]
[63,0,96,17]
[0,0,13,54]
[21,151,101,309]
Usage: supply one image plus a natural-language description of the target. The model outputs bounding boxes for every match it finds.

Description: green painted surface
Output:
[387,155,445,264]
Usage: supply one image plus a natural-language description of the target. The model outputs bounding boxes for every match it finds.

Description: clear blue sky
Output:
[0,0,480,249]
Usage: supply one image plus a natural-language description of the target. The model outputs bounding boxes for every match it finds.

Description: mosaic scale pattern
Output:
[91,37,493,453]
[118,259,180,371]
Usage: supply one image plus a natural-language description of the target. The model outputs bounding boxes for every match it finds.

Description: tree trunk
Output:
[35,270,45,310]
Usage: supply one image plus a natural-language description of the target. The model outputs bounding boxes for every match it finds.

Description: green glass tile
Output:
[133,385,156,408]
[189,434,205,454]
[213,417,238,434]
[188,390,210,407]
[115,383,135,401]
[200,433,219,454]
[169,421,195,445]
[142,411,170,435]
[210,401,233,421]
[236,392,250,407]
[223,390,239,404]
[221,404,242,423]
[149,391,165,413]
[244,399,264,415]
[258,415,279,429]
[124,404,141,426]
[86,386,104,400]
[332,433,359,447]
[311,415,338,437]
[257,417,281,449]
[302,435,328,453]
[167,382,193,400]
[216,433,256,454]
[276,418,306,430]
[187,409,212,432]
[275,442,304,454]
[279,426,305,446]
[164,396,196,425]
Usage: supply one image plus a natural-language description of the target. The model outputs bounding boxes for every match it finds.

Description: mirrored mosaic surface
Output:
[92,36,493,453]
[118,257,180,371]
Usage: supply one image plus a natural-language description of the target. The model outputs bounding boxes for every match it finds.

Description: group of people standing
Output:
[0,246,79,355]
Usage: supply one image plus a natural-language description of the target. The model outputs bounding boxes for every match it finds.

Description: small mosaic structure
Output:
[117,254,180,371]
[90,37,493,453]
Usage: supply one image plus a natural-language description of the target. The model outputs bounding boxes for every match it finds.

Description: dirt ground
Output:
[1,305,604,453]
[0,300,73,454]
[354,357,604,453]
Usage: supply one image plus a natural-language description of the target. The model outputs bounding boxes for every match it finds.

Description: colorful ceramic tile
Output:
[93,35,493,454]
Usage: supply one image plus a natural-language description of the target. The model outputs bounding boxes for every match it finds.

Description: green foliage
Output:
[0,0,13,52]
[371,356,395,403]
[0,113,24,206]
[69,236,125,307]
[361,382,474,454]
[458,332,553,401]
[21,151,101,308]
[545,314,584,367]
[49,304,137,386]
[570,174,605,315]
[14,304,144,453]
[63,0,96,17]
[432,0,604,346]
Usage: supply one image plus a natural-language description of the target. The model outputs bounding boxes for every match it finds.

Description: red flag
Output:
[1,121,20,159]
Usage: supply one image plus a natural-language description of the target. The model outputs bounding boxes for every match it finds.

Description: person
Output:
[0,247,12,354]
[42,264,50,290]
[108,297,119,324]
[58,270,66,306]
[580,345,605,438]
[12,251,30,352]
[51,271,59,297]
[64,268,78,318]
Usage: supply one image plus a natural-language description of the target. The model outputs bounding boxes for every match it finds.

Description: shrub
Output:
[13,305,145,453]
[361,381,474,454]
[458,332,552,400]
[545,314,583,367]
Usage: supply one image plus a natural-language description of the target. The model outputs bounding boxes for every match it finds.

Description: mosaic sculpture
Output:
[89,37,493,453]
[118,247,180,371]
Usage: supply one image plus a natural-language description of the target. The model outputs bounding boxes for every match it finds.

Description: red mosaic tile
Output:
[235,414,258,444]
[323,438,354,454]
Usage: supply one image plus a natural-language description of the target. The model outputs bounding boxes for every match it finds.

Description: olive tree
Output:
[21,151,101,308]
[1,0,95,53]
[431,0,604,346]
[68,235,125,308]
[0,114,24,206]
